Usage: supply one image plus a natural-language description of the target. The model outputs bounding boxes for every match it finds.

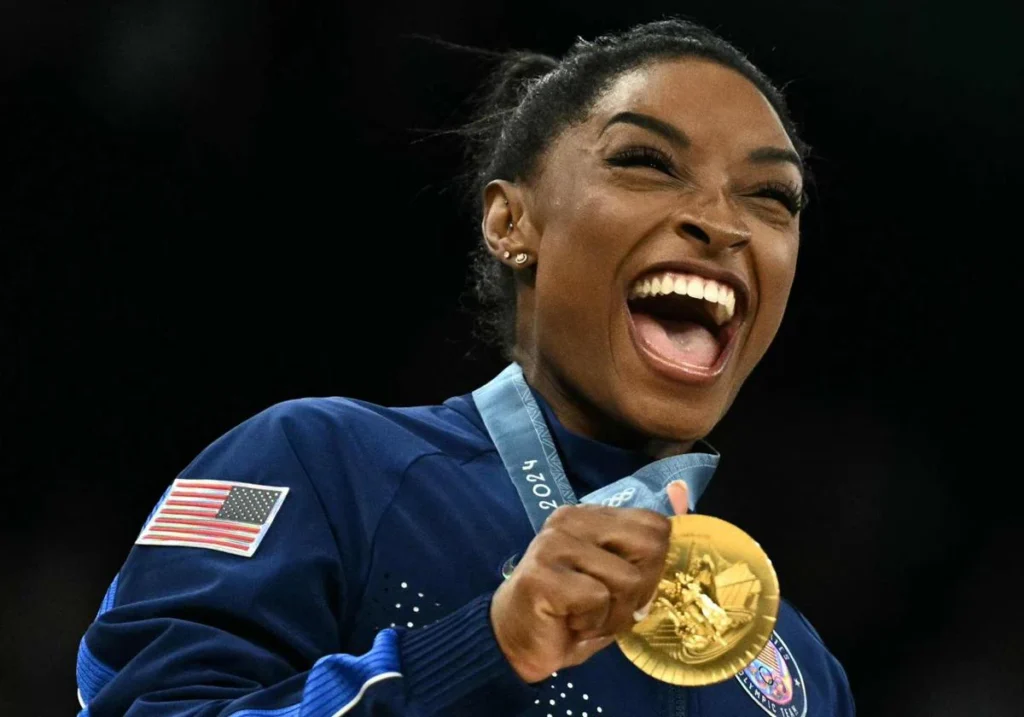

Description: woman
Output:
[77,19,854,717]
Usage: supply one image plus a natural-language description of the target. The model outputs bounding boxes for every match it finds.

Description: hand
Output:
[491,481,690,683]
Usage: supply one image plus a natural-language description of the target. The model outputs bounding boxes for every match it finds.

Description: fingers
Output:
[493,500,677,683]
[545,504,671,566]
[531,507,673,637]
[556,537,651,637]
[520,561,612,635]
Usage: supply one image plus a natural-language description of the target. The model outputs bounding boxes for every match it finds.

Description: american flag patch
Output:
[136,479,289,557]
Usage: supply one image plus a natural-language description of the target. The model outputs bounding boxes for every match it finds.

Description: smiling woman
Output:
[76,18,852,717]
[465,27,809,447]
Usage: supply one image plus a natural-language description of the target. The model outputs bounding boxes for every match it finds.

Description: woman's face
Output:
[504,58,803,444]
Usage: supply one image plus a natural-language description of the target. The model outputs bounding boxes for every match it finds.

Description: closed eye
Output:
[606,146,676,176]
[749,181,806,216]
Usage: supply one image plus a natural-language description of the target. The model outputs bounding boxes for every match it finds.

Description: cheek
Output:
[762,238,799,305]
[539,177,669,278]
[542,184,639,260]
[533,223,607,350]
[535,187,654,326]
[747,236,799,359]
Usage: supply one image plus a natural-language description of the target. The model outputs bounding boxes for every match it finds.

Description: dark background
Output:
[2,1,1020,715]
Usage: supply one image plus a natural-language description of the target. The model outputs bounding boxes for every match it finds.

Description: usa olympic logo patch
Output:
[736,631,807,717]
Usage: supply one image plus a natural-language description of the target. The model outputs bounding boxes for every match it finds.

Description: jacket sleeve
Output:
[830,652,856,717]
[77,401,539,717]
[792,608,856,717]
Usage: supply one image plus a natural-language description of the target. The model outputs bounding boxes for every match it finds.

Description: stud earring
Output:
[503,251,511,259]
[514,252,529,265]
[507,220,514,232]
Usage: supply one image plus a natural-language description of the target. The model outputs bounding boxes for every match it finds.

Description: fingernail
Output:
[667,481,690,516]
[633,594,656,622]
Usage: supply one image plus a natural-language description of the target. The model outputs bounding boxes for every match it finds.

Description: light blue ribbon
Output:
[473,363,719,534]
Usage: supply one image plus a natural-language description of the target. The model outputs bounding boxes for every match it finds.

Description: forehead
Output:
[588,57,794,153]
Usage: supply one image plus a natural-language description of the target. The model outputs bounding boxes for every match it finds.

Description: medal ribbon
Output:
[472,363,719,535]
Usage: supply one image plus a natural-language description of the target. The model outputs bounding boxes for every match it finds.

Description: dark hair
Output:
[458,19,810,357]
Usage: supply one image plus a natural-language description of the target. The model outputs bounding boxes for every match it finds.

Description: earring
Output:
[514,252,529,265]
[503,251,511,259]
[507,220,514,232]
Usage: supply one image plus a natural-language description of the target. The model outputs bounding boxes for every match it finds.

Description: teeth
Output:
[704,281,719,303]
[712,301,730,325]
[686,277,704,300]
[629,271,738,325]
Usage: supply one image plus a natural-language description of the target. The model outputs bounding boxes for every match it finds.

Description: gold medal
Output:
[616,514,780,686]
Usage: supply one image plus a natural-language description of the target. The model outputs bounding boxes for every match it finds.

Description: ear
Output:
[481,180,529,265]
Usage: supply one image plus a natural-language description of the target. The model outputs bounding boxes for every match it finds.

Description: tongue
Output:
[632,313,721,368]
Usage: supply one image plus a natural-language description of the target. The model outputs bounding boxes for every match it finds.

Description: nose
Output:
[674,190,752,251]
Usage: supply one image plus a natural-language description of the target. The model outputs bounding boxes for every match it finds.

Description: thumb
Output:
[667,480,689,516]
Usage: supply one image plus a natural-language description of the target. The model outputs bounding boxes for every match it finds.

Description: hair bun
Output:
[483,51,559,112]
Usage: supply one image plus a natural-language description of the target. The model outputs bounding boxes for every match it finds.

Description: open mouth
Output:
[626,269,746,383]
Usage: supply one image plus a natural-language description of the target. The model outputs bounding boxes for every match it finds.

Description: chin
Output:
[608,303,756,445]
[614,386,730,446]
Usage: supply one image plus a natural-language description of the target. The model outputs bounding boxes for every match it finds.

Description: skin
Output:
[483,58,802,451]
[485,58,805,682]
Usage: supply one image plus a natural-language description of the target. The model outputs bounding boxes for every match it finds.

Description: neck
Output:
[515,352,695,459]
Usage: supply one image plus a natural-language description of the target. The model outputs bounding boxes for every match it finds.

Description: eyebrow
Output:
[747,146,805,180]
[601,110,805,180]
[601,111,691,149]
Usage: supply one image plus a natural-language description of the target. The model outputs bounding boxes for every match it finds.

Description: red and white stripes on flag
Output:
[136,479,289,558]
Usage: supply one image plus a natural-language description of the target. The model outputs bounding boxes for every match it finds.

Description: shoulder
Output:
[184,395,492,538]
[239,394,492,474]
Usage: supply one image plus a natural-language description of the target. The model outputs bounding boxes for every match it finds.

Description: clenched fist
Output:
[491,481,689,683]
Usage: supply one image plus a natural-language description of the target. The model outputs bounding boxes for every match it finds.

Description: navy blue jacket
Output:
[78,384,854,716]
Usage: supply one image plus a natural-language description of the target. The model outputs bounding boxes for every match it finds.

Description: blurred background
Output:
[2,1,1020,715]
